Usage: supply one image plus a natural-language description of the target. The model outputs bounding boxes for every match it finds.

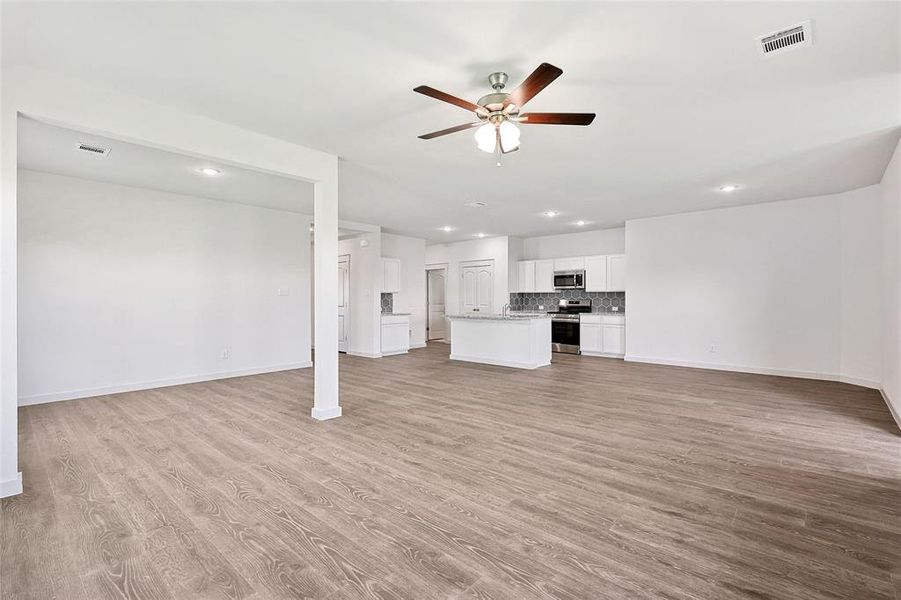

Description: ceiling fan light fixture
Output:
[499,121,520,151]
[475,124,496,153]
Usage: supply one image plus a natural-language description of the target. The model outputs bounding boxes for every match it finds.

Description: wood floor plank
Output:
[3,343,901,599]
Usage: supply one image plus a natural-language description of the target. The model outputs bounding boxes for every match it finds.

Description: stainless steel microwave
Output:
[553,270,585,290]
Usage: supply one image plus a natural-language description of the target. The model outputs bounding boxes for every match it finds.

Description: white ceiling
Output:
[4,2,899,242]
[17,117,316,214]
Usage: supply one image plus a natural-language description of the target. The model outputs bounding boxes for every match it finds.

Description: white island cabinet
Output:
[448,314,551,369]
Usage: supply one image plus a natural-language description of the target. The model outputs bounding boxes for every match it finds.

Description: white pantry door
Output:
[337,255,350,352]
[460,262,494,314]
[427,268,447,340]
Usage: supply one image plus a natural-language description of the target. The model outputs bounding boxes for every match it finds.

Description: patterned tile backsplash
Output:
[510,291,625,313]
[380,293,394,314]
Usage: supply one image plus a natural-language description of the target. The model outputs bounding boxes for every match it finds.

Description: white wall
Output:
[522,228,625,259]
[425,236,510,316]
[881,139,901,423]
[626,188,883,385]
[18,170,312,404]
[840,186,884,387]
[2,66,341,496]
[381,233,427,348]
[337,232,382,358]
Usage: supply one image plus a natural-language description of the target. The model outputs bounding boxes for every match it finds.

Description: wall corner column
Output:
[312,175,341,420]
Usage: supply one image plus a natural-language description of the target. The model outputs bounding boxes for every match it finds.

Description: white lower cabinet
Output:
[579,314,625,358]
[381,314,410,356]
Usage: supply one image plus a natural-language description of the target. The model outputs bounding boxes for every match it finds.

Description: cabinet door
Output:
[580,323,603,353]
[382,258,401,293]
[607,255,626,292]
[584,255,608,292]
[381,323,409,353]
[534,259,555,292]
[554,256,585,271]
[517,261,536,293]
[602,325,625,355]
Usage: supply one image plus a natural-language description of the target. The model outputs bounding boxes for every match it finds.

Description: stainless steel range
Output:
[548,299,591,354]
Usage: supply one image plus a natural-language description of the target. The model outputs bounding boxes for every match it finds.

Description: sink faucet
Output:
[503,303,510,317]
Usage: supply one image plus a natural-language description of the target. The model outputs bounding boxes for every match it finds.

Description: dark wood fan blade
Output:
[505,63,563,108]
[414,85,484,113]
[418,122,482,140]
[518,112,596,125]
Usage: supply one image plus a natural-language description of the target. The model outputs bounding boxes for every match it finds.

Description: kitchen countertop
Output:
[447,313,551,321]
[381,312,411,317]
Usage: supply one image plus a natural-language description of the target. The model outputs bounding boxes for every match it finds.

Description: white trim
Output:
[311,405,342,421]
[838,375,882,390]
[881,388,901,432]
[624,355,838,382]
[624,355,885,391]
[381,349,409,357]
[410,342,427,349]
[18,362,312,406]
[0,473,23,498]
[580,351,625,360]
[347,350,383,359]
[450,353,549,370]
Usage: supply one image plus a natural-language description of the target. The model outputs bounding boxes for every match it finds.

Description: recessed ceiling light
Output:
[198,167,221,176]
[474,233,487,238]
[543,210,559,217]
[718,184,739,192]
[439,226,454,232]
[575,220,587,227]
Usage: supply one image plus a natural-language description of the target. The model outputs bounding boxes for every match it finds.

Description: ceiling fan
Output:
[414,63,595,163]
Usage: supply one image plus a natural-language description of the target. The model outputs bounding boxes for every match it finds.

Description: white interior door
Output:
[460,262,494,314]
[427,268,446,340]
[337,255,349,352]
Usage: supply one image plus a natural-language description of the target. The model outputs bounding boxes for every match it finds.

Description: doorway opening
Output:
[426,266,447,341]
[338,254,350,353]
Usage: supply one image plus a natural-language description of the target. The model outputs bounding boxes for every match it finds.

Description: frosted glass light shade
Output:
[475,124,496,153]
[498,121,520,151]
[474,121,520,153]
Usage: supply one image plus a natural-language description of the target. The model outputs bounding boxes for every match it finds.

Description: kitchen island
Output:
[447,313,551,369]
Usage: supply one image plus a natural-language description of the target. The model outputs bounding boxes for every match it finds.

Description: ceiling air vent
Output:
[76,143,111,157]
[758,21,813,56]
[463,201,487,208]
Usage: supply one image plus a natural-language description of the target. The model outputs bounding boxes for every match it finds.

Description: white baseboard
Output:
[881,388,901,432]
[624,355,885,390]
[347,350,383,358]
[0,472,23,498]
[410,342,427,349]
[450,353,550,370]
[838,375,882,390]
[580,351,626,360]
[625,355,839,382]
[381,349,409,356]
[311,405,342,421]
[18,361,313,406]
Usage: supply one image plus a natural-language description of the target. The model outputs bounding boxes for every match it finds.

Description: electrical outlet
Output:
[277,288,290,296]
[221,348,230,359]
[708,344,717,353]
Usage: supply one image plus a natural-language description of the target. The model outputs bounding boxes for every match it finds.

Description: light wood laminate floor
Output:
[2,343,901,599]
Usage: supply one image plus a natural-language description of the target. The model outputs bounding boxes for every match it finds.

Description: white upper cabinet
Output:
[517,260,536,293]
[607,254,626,292]
[584,255,608,292]
[514,254,626,293]
[553,256,585,271]
[381,258,401,293]
[534,259,556,292]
